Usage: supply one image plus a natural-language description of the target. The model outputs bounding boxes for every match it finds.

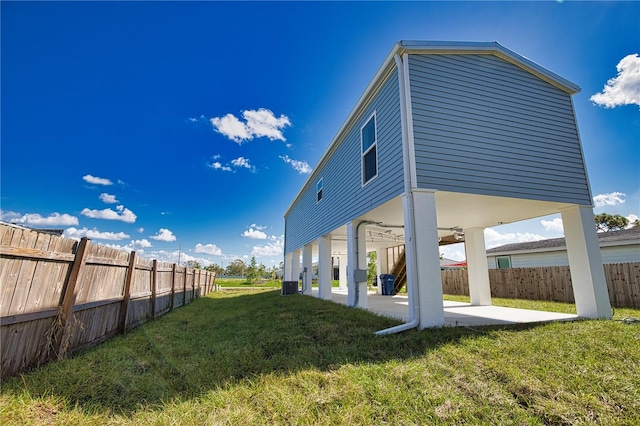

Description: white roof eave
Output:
[398,40,581,94]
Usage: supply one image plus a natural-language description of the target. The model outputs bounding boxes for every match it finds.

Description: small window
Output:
[496,256,512,269]
[317,178,323,202]
[361,113,378,185]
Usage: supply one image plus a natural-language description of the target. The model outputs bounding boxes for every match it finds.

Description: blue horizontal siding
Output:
[409,54,591,205]
[285,68,404,253]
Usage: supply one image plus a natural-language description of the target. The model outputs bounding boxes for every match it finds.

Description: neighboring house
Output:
[0,222,64,236]
[487,228,640,269]
[283,40,612,328]
[440,258,467,270]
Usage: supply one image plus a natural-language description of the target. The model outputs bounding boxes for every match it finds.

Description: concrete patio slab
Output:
[311,288,578,327]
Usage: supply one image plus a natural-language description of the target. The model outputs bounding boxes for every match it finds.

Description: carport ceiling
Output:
[323,191,575,256]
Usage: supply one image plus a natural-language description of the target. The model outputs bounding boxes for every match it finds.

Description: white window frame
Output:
[496,255,512,269]
[317,178,323,203]
[361,111,378,187]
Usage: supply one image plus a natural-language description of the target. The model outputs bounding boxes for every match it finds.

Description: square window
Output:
[496,256,512,269]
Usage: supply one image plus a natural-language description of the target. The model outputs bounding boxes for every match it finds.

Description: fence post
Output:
[170,263,176,311]
[183,266,187,305]
[151,259,158,319]
[52,237,90,360]
[119,251,137,334]
[191,268,196,299]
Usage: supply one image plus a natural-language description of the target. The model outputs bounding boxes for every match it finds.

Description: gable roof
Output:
[284,40,581,218]
[486,227,640,255]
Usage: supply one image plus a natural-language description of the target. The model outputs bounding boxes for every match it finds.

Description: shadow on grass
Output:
[1,289,545,417]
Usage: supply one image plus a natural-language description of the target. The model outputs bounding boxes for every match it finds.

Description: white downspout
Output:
[375,52,420,335]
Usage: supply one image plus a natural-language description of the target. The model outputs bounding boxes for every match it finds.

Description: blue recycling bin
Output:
[379,274,396,296]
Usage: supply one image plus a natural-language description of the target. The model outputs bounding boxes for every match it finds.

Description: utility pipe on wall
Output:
[354,220,380,307]
[375,52,421,335]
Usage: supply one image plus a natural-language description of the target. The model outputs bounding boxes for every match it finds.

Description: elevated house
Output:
[487,227,640,269]
[283,41,611,331]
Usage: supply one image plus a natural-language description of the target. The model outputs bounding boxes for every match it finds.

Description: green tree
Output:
[267,265,276,281]
[246,256,261,284]
[258,262,267,280]
[594,213,629,232]
[367,251,378,286]
[205,263,224,275]
[185,260,201,269]
[226,259,246,276]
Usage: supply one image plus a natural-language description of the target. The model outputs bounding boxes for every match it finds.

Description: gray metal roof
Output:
[486,227,640,255]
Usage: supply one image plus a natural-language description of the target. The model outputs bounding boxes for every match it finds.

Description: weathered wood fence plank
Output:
[119,251,137,334]
[441,263,640,309]
[0,223,216,379]
[52,237,90,360]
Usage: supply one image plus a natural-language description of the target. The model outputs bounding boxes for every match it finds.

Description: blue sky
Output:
[2,1,639,266]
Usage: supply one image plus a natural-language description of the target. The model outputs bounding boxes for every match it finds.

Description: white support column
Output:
[561,205,611,318]
[464,227,492,306]
[302,243,313,295]
[318,236,332,300]
[347,221,368,308]
[411,189,445,328]
[376,248,388,295]
[338,254,347,290]
[290,249,301,291]
[284,252,292,281]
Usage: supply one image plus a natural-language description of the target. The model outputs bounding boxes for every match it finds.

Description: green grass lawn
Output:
[215,277,282,288]
[1,289,638,425]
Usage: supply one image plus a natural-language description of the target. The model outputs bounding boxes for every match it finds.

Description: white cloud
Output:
[251,235,284,257]
[484,228,545,249]
[83,174,113,185]
[6,212,79,226]
[150,228,177,242]
[209,162,233,172]
[593,192,626,207]
[101,239,153,253]
[63,227,130,240]
[81,205,137,223]
[279,155,312,174]
[243,108,291,141]
[242,225,268,239]
[590,53,640,108]
[129,239,153,250]
[188,114,206,123]
[210,157,255,172]
[99,193,118,204]
[210,108,291,143]
[231,157,255,171]
[132,249,212,267]
[626,214,639,227]
[541,217,564,233]
[194,243,223,256]
[439,244,466,262]
[137,228,144,233]
[0,211,21,222]
[210,113,251,142]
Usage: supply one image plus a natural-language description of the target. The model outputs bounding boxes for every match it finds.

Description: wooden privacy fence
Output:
[0,223,217,379]
[441,263,640,309]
